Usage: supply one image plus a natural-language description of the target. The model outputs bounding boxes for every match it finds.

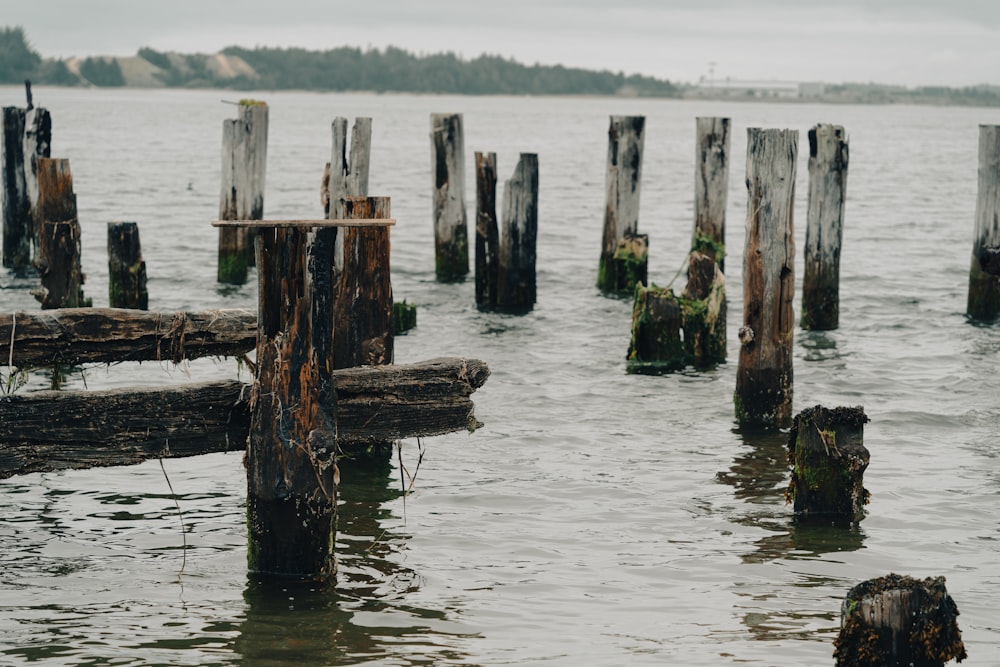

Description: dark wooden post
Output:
[801,124,849,330]
[834,574,967,666]
[24,103,51,260]
[107,222,148,309]
[34,158,90,309]
[967,124,1000,321]
[475,151,499,311]
[393,300,416,334]
[497,153,539,313]
[682,251,726,367]
[431,113,469,282]
[627,285,685,374]
[735,128,797,429]
[693,117,730,270]
[218,101,268,284]
[2,106,29,268]
[598,115,646,295]
[785,405,869,517]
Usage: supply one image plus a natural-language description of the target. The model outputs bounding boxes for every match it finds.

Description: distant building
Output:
[692,79,827,99]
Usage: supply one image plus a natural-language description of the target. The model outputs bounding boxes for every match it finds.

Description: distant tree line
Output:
[0,26,76,85]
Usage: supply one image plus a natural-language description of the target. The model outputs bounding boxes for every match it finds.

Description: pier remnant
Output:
[497,153,539,313]
[33,157,89,309]
[967,124,1000,320]
[475,151,499,310]
[2,85,51,269]
[598,115,646,295]
[431,113,469,282]
[693,117,730,271]
[107,222,148,309]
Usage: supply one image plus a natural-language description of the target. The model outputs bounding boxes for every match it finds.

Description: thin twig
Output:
[159,445,187,574]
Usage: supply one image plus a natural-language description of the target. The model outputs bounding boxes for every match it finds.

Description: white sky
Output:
[6,0,1000,87]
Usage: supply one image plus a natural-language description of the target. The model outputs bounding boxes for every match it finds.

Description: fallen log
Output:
[0,307,256,368]
[0,357,489,479]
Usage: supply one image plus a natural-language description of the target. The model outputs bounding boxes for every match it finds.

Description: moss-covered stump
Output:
[598,233,648,296]
[834,574,967,666]
[627,283,684,374]
[786,405,869,518]
[394,300,417,335]
[681,251,726,367]
[967,125,1000,321]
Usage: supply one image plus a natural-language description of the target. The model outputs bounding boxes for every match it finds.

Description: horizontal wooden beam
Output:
[211,218,395,228]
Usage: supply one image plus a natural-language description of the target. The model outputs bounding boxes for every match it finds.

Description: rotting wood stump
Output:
[33,157,90,309]
[497,153,539,313]
[475,151,499,311]
[107,222,148,309]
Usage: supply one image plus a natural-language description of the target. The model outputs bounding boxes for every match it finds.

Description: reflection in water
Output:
[799,330,844,365]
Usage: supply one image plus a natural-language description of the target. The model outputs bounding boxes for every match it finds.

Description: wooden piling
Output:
[693,117,730,270]
[431,113,469,282]
[320,117,372,267]
[34,158,90,309]
[834,574,967,666]
[218,101,268,284]
[475,151,499,311]
[801,124,849,330]
[497,153,539,313]
[627,285,685,374]
[24,104,51,258]
[735,128,797,429]
[598,115,646,295]
[785,405,869,518]
[967,124,1000,320]
[107,222,148,309]
[681,251,726,367]
[393,300,417,334]
[2,107,29,268]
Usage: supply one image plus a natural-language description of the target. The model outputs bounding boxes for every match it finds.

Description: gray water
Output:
[1,86,998,666]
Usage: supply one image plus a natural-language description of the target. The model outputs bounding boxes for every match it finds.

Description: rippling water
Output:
[1,86,998,665]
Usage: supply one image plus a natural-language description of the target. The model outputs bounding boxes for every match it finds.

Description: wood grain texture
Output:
[967,124,1000,320]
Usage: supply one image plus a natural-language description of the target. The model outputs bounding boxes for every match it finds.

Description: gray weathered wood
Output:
[801,124,849,330]
[967,124,1000,320]
[497,153,539,313]
[323,116,372,269]
[735,128,797,429]
[23,105,51,259]
[2,106,30,268]
[598,115,646,294]
[34,157,89,309]
[693,117,730,270]
[431,113,469,281]
[107,222,148,309]
[475,151,499,311]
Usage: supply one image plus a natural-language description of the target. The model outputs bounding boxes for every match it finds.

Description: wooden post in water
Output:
[693,117,730,270]
[33,158,90,309]
[107,222,148,309]
[475,151,499,311]
[801,124,849,330]
[497,153,539,313]
[735,128,797,429]
[627,285,685,374]
[2,89,51,270]
[786,405,869,518]
[24,101,51,261]
[967,124,1000,320]
[834,574,967,666]
[681,251,726,367]
[217,101,268,284]
[598,115,646,295]
[431,113,469,282]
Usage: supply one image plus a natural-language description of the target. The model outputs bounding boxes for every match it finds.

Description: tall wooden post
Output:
[497,153,539,313]
[598,115,646,295]
[431,113,469,282]
[34,158,90,309]
[967,124,1000,321]
[107,222,148,309]
[735,128,797,429]
[693,117,730,270]
[2,107,29,268]
[801,124,849,330]
[475,151,499,311]
[218,101,268,284]
[24,104,51,260]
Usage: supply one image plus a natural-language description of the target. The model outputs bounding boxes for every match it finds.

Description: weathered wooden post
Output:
[967,124,1000,321]
[785,405,869,517]
[2,86,51,270]
[598,115,646,295]
[497,153,539,313]
[693,117,730,270]
[33,158,90,309]
[475,151,499,311]
[217,100,268,284]
[431,113,469,282]
[801,124,849,330]
[393,300,416,334]
[735,128,797,429]
[627,285,685,374]
[107,222,148,310]
[681,251,726,367]
[834,574,967,666]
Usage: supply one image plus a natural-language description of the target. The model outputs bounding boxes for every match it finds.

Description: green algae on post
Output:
[598,115,646,296]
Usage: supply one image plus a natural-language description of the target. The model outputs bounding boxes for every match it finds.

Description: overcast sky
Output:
[7,0,999,87]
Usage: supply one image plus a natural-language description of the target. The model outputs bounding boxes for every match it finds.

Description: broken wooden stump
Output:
[967,124,1000,321]
[627,284,685,374]
[431,112,469,282]
[475,151,499,311]
[693,117,730,271]
[107,222,148,309]
[834,574,967,666]
[2,85,51,269]
[735,128,797,429]
[598,115,646,295]
[33,157,90,309]
[801,124,849,331]
[393,300,417,334]
[785,405,869,518]
[681,251,726,367]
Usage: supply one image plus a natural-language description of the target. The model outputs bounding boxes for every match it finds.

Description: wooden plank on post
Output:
[2,106,30,269]
[497,153,539,313]
[475,151,499,311]
[431,112,469,282]
[801,124,849,330]
[598,115,646,295]
[735,128,797,429]
[967,124,1000,321]
[107,222,148,309]
[217,101,268,284]
[34,157,90,309]
[693,117,730,270]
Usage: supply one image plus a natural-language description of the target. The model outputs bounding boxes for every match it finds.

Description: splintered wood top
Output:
[212,218,396,228]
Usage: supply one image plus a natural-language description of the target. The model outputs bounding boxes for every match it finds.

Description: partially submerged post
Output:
[834,574,967,666]
[217,100,268,284]
[431,113,469,282]
[497,153,539,313]
[598,115,646,295]
[2,87,51,269]
[681,251,726,366]
[33,158,90,309]
[735,128,797,429]
[475,151,499,311]
[107,222,148,309]
[693,117,730,270]
[627,285,685,374]
[966,124,1000,321]
[785,405,869,518]
[801,124,849,330]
